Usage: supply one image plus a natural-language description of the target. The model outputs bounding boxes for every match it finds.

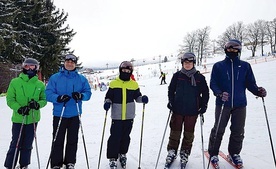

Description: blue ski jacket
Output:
[210,56,259,108]
[45,67,92,118]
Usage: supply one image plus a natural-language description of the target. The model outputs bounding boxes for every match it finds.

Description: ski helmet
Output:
[65,54,77,63]
[180,52,196,64]
[224,39,242,52]
[22,58,40,71]
[119,61,133,73]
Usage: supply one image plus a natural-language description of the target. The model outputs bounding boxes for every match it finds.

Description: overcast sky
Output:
[53,0,276,67]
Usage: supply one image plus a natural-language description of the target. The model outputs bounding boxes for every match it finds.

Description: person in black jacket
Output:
[165,52,209,167]
[207,39,267,168]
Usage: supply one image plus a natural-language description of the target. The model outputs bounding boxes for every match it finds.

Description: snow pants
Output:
[107,119,133,159]
[167,113,198,154]
[208,105,246,156]
[4,123,36,169]
[50,116,79,168]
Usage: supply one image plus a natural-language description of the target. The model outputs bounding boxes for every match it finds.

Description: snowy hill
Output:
[0,55,275,169]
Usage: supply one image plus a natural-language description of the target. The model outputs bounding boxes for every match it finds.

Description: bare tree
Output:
[256,20,267,56]
[244,21,260,57]
[265,20,275,54]
[197,26,211,66]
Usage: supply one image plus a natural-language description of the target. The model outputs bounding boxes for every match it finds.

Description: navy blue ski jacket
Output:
[210,56,259,108]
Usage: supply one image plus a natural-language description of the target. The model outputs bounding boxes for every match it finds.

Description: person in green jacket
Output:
[4,58,47,169]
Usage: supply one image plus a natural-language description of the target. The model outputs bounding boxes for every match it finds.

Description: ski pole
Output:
[138,103,146,169]
[155,110,172,169]
[12,115,26,169]
[261,97,276,167]
[97,110,108,169]
[46,103,66,169]
[31,108,41,169]
[207,102,225,169]
[200,114,205,169]
[75,101,90,169]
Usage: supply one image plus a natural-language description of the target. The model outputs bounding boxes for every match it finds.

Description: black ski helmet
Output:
[22,58,40,70]
[224,39,242,52]
[180,52,196,64]
[119,61,133,73]
[65,54,78,63]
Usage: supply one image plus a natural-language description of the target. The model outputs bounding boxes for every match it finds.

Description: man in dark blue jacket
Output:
[207,39,267,168]
[46,54,92,169]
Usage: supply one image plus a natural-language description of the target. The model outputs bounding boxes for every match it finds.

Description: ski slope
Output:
[0,56,275,169]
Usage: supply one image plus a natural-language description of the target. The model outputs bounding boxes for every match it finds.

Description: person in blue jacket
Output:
[165,52,209,167]
[45,54,92,169]
[207,39,267,167]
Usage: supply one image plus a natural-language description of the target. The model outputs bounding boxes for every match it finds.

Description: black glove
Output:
[141,95,149,104]
[72,92,83,101]
[57,95,71,103]
[257,87,267,97]
[18,106,30,116]
[198,107,207,114]
[28,100,40,110]
[167,102,173,110]
[104,101,111,111]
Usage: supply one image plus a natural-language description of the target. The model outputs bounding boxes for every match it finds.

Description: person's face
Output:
[183,60,194,70]
[64,60,76,70]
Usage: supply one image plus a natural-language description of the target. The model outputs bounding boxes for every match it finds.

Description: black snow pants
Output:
[208,105,246,156]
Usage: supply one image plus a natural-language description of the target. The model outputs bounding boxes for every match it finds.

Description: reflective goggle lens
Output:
[65,54,77,62]
[225,41,242,50]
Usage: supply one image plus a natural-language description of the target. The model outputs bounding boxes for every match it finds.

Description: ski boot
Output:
[109,158,117,169]
[180,150,189,169]
[210,155,220,169]
[65,163,75,169]
[119,154,127,169]
[228,154,243,169]
[164,149,176,169]
[15,166,28,169]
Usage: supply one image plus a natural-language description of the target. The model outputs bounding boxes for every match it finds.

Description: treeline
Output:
[179,19,276,66]
[0,0,76,93]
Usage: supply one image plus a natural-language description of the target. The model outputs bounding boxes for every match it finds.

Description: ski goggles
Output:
[23,64,38,70]
[65,54,77,63]
[181,53,196,63]
[224,41,242,51]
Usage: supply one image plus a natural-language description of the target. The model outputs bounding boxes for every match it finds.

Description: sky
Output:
[0,55,275,168]
[53,0,276,68]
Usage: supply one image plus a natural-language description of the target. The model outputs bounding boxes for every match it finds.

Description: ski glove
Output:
[141,95,149,104]
[57,95,71,103]
[28,100,40,110]
[257,87,267,97]
[72,92,83,101]
[18,106,30,116]
[198,106,207,114]
[104,100,112,111]
[167,102,173,110]
[219,92,229,102]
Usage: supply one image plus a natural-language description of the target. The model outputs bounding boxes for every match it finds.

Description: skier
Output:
[103,61,149,169]
[159,71,167,85]
[165,52,209,168]
[45,54,92,169]
[207,39,267,168]
[4,58,47,169]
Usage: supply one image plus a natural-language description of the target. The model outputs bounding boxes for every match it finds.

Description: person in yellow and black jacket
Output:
[103,61,149,169]
[4,58,47,169]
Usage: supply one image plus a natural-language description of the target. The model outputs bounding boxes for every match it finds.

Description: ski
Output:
[204,151,220,169]
[219,151,244,169]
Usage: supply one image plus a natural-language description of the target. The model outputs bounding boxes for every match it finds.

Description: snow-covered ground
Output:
[0,55,276,169]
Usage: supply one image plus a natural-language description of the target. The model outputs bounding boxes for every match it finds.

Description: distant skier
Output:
[207,39,267,168]
[165,52,209,168]
[103,61,149,169]
[159,71,167,85]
